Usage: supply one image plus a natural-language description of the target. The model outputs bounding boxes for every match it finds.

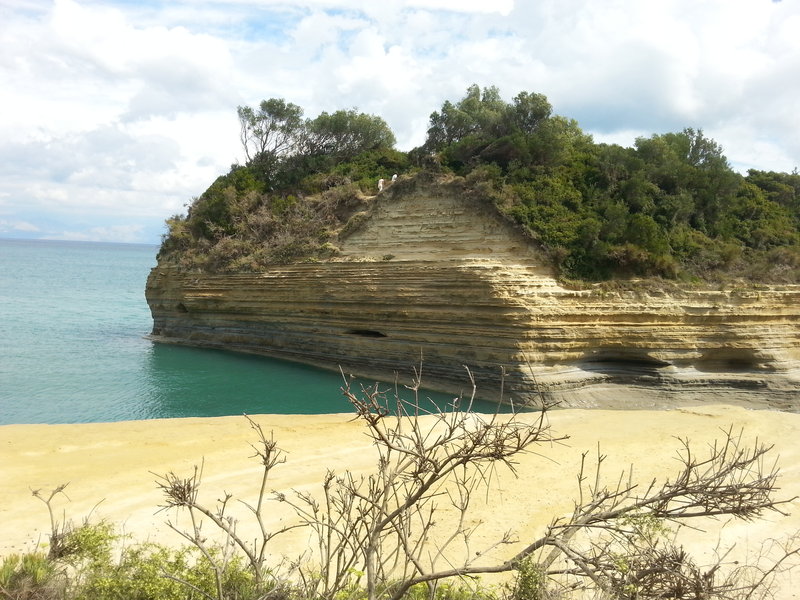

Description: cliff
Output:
[146,174,800,409]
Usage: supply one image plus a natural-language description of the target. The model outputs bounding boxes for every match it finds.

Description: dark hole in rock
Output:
[176,302,189,313]
[580,349,671,374]
[696,348,760,372]
[347,329,387,338]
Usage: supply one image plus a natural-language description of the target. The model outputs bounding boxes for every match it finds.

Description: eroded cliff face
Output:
[146,175,800,409]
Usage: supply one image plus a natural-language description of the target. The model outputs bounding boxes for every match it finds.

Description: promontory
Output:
[146,86,800,409]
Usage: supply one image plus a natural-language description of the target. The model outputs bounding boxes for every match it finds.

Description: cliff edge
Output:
[146,174,800,409]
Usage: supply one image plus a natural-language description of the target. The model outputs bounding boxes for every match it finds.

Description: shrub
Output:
[0,552,65,600]
[508,558,547,600]
[76,545,258,600]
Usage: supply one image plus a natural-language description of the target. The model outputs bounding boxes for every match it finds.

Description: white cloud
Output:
[407,0,514,16]
[0,219,41,234]
[0,0,798,244]
[58,224,146,243]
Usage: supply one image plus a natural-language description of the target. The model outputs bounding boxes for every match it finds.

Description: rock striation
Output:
[146,174,800,409]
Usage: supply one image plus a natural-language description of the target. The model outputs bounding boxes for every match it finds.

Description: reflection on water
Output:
[141,343,353,417]
[141,343,515,419]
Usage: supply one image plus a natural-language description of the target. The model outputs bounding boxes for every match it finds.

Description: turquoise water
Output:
[0,239,501,424]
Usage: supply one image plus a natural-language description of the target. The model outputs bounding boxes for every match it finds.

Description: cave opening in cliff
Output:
[696,348,761,372]
[580,348,671,375]
[347,329,388,338]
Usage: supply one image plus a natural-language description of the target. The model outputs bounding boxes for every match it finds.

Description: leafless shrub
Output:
[30,484,72,561]
[155,371,799,600]
[501,429,798,599]
[278,367,565,600]
[30,484,105,564]
[154,415,300,599]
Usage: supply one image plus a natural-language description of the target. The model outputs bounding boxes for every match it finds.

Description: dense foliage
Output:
[159,86,800,282]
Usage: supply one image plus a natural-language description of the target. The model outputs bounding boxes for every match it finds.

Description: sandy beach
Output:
[2,405,799,596]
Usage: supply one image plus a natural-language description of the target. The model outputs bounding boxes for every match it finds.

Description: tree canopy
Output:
[160,87,800,283]
[236,100,396,186]
[304,109,396,160]
[237,98,304,163]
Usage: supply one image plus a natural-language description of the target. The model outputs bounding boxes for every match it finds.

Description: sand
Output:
[2,405,799,596]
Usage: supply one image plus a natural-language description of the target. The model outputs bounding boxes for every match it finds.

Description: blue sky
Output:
[1,0,798,244]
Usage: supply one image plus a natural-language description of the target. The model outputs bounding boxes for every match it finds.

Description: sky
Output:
[0,0,798,245]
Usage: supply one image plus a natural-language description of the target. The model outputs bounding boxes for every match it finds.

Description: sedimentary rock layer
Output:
[146,176,800,409]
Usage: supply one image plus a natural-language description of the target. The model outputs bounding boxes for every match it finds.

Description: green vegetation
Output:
[158,86,800,283]
[0,520,260,600]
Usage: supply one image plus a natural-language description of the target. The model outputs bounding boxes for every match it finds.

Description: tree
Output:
[747,169,800,216]
[237,99,304,179]
[425,84,509,151]
[508,91,552,135]
[304,109,396,161]
[634,129,740,234]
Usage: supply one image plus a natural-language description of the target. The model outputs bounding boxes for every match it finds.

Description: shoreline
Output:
[147,334,800,412]
[2,406,800,596]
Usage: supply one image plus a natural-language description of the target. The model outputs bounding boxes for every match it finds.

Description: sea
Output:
[0,238,499,425]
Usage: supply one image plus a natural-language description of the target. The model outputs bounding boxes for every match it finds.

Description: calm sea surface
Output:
[0,238,500,425]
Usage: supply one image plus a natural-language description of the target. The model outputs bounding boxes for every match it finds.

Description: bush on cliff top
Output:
[157,86,800,283]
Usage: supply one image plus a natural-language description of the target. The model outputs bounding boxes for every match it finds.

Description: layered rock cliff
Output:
[146,174,800,409]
